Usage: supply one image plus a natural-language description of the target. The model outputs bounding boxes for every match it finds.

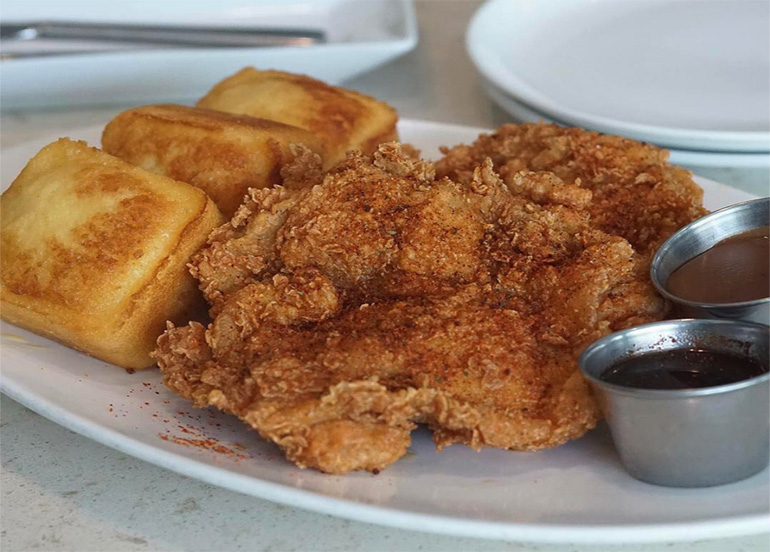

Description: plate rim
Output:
[4,374,769,545]
[1,119,768,544]
[466,0,770,153]
[479,77,770,169]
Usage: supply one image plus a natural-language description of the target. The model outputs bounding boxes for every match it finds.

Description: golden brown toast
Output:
[0,139,224,370]
[196,68,399,167]
[102,104,326,217]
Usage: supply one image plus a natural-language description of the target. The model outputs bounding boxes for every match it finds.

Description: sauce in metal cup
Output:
[650,197,769,325]
[579,319,769,487]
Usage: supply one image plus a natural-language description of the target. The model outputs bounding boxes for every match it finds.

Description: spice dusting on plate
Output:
[158,433,248,460]
[156,413,249,461]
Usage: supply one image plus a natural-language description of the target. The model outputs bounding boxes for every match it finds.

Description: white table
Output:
[2,2,768,550]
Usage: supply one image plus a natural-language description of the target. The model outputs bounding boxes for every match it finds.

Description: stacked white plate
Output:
[467,0,770,168]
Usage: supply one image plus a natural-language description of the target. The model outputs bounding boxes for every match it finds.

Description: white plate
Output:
[481,78,770,169]
[1,121,767,545]
[0,0,417,110]
[467,0,770,153]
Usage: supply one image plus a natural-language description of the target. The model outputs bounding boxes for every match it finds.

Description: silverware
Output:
[0,21,326,49]
[579,318,769,487]
[651,197,770,325]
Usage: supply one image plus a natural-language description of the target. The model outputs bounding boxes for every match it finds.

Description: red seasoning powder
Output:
[158,433,248,460]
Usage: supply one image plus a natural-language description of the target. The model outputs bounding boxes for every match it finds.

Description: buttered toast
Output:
[197,68,398,167]
[0,139,224,369]
[102,104,326,217]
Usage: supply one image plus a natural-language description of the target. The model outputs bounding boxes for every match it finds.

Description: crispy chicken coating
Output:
[156,137,673,474]
[436,123,706,253]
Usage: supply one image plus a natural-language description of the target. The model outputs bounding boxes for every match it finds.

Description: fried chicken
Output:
[154,136,671,474]
[436,123,707,254]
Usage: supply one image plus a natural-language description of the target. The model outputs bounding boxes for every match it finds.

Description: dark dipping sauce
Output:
[666,226,770,304]
[600,349,767,390]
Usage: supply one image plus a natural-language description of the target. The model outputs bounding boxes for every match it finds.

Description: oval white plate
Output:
[467,0,770,153]
[0,121,767,545]
[481,77,770,169]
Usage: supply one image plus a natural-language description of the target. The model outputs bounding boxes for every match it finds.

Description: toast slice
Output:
[102,104,325,217]
[0,139,224,369]
[197,68,398,167]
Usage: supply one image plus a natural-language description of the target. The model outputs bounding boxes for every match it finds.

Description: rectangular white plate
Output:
[0,0,417,110]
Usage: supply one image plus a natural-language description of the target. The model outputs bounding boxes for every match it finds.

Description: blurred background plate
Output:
[467,0,770,153]
[481,77,770,169]
[0,0,417,110]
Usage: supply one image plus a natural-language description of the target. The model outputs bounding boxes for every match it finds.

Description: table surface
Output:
[2,2,769,551]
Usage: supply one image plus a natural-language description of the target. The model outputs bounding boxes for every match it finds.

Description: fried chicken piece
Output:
[158,291,600,473]
[190,145,326,313]
[436,123,706,253]
[193,144,489,309]
[155,141,667,474]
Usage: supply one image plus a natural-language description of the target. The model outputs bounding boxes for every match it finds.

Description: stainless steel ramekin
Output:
[579,319,769,487]
[650,197,769,325]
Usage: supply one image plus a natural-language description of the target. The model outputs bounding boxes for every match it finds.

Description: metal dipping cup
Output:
[650,197,769,325]
[579,319,769,488]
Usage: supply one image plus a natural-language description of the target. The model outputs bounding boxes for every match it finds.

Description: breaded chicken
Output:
[154,142,668,473]
[435,123,706,253]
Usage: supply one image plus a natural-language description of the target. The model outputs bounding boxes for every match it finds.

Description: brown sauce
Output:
[666,226,769,304]
[600,349,766,390]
